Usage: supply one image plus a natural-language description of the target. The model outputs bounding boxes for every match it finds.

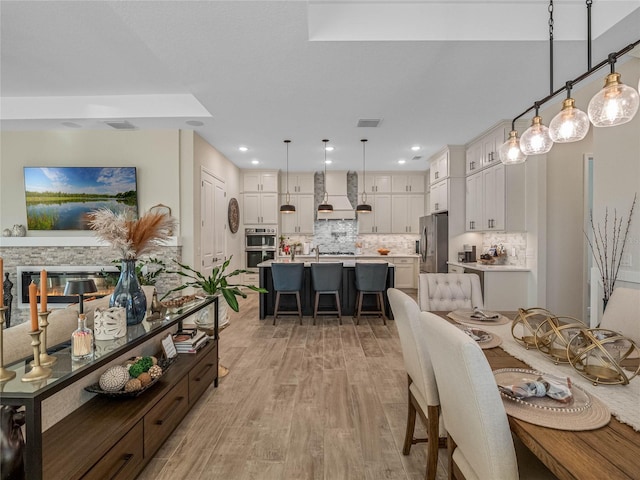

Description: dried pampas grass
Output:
[89,208,176,259]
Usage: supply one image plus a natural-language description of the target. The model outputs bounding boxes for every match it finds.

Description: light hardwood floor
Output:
[139,291,448,480]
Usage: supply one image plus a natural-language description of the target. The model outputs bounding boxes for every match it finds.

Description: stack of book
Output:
[172,329,208,354]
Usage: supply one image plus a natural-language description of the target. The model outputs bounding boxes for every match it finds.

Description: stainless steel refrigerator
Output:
[419,213,448,273]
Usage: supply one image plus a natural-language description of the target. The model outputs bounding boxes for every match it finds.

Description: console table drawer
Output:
[144,377,189,456]
[189,343,218,403]
[83,421,143,480]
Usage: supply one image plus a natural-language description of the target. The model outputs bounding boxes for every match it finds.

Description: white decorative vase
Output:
[94,306,127,340]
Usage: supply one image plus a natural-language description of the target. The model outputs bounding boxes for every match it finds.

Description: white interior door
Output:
[213,177,226,265]
[201,169,216,278]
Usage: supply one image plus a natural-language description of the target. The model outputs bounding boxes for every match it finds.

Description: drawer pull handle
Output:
[109,453,134,480]
[195,363,215,382]
[155,396,186,425]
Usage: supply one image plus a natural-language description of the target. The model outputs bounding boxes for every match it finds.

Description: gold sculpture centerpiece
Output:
[534,315,586,364]
[511,307,554,349]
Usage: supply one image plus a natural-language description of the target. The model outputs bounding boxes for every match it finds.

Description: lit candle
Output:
[29,281,38,331]
[0,257,4,308]
[40,269,48,312]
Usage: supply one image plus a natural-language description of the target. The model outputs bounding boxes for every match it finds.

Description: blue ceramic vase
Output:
[110,259,147,325]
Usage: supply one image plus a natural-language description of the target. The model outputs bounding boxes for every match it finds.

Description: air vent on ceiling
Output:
[411,155,423,161]
[104,120,137,130]
[357,118,381,128]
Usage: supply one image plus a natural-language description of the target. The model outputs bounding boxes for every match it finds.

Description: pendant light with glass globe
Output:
[318,139,333,213]
[356,139,372,214]
[549,81,590,143]
[280,140,296,214]
[520,103,554,155]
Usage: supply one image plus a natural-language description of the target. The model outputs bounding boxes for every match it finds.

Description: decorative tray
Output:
[494,368,590,413]
[85,357,175,398]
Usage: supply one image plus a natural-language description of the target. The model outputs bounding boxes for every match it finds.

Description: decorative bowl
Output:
[377,248,390,255]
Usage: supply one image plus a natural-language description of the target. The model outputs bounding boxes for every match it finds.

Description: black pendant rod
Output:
[510,38,640,131]
[548,0,554,95]
[587,0,593,70]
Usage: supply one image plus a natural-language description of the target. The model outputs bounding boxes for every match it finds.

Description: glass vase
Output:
[110,259,147,325]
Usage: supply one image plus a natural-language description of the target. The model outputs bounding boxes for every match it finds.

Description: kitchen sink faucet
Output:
[311,246,320,262]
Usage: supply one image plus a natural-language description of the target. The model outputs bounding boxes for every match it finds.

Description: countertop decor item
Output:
[585,193,636,310]
[228,197,240,233]
[377,248,390,255]
[11,225,26,237]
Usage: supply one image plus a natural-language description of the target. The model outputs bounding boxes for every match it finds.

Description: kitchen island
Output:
[257,259,395,319]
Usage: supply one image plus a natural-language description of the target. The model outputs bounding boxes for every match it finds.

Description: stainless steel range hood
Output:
[318,171,356,220]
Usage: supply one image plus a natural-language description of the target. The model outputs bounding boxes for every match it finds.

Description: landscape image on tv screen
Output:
[24,167,138,230]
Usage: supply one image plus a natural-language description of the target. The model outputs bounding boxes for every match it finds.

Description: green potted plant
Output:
[162,256,266,312]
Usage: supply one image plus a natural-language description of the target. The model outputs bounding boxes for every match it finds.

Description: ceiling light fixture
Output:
[501,1,639,164]
[411,146,421,151]
[325,146,335,152]
[398,159,406,165]
[251,159,259,165]
[356,139,372,214]
[318,139,333,213]
[520,104,554,155]
[239,146,249,152]
[280,140,295,214]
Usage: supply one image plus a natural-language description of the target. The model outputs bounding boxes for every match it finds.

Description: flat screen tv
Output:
[24,167,138,230]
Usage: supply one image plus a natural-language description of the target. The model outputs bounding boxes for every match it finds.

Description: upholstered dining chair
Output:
[271,262,305,325]
[388,288,445,480]
[417,312,555,480]
[417,273,483,312]
[600,287,640,345]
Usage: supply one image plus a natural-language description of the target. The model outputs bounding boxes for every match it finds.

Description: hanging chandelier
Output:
[499,0,639,165]
[318,139,333,213]
[356,139,372,213]
[280,139,295,214]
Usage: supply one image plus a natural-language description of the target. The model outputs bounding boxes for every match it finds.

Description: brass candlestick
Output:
[21,329,52,382]
[30,310,57,367]
[0,307,16,383]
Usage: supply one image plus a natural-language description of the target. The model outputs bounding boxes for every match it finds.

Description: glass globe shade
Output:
[549,98,590,143]
[520,116,553,155]
[498,131,527,165]
[588,73,639,127]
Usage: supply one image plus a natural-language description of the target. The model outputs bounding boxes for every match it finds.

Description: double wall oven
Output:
[245,227,277,271]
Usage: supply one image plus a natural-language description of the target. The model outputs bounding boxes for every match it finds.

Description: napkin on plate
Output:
[470,307,500,320]
[498,374,573,403]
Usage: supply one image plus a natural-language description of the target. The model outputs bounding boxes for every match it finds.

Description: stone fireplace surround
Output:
[0,237,182,326]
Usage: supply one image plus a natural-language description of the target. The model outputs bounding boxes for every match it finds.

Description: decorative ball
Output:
[137,372,152,387]
[148,364,163,379]
[124,378,142,392]
[99,365,130,392]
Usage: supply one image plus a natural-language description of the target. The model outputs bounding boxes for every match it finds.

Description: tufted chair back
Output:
[418,273,483,311]
[600,287,640,345]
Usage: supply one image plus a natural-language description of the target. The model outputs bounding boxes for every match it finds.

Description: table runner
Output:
[472,319,640,431]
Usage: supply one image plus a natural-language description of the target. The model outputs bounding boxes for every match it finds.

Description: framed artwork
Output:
[228,198,240,233]
[24,167,138,230]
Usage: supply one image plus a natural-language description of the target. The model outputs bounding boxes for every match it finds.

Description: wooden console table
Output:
[0,296,218,480]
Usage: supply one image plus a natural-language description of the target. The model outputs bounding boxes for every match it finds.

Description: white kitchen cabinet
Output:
[429,151,449,185]
[481,125,507,168]
[465,139,482,175]
[429,180,448,213]
[392,173,425,193]
[243,170,278,192]
[393,257,417,289]
[243,192,278,225]
[279,194,314,234]
[465,163,525,232]
[391,195,424,233]
[448,264,465,274]
[357,194,391,233]
[279,173,314,194]
[364,174,392,194]
[465,172,483,231]
[463,267,529,310]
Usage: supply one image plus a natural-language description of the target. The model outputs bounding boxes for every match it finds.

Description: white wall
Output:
[539,57,640,318]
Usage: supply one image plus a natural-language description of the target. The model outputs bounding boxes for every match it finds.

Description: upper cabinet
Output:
[364,174,392,194]
[392,194,424,233]
[429,151,448,184]
[243,192,278,225]
[465,140,483,175]
[357,194,392,233]
[243,170,278,192]
[279,173,314,194]
[279,194,314,234]
[481,125,507,168]
[429,146,465,186]
[392,174,425,193]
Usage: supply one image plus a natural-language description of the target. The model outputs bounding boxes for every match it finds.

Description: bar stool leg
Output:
[313,291,320,325]
[377,292,387,325]
[355,292,363,325]
[334,292,342,324]
[274,291,281,325]
[295,291,302,324]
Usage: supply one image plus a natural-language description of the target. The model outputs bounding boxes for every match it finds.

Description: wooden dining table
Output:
[434,311,640,480]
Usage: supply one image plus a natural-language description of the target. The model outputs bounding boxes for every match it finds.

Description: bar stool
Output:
[354,262,388,325]
[271,262,304,325]
[310,262,343,325]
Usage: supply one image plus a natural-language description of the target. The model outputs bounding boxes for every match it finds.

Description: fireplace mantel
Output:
[0,236,181,247]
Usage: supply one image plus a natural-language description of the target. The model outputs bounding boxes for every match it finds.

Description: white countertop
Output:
[447,261,530,272]
[259,259,396,268]
[278,253,418,259]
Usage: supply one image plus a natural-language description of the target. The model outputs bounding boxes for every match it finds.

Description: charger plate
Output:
[494,368,610,431]
[448,309,511,326]
[455,325,502,349]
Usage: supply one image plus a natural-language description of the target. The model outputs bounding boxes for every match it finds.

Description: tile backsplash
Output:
[481,232,527,266]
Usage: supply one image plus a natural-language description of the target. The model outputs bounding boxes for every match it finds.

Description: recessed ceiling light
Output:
[186,120,204,127]
[239,146,249,152]
[325,146,335,152]
[61,121,81,128]
[398,159,406,165]
[411,145,421,151]
[251,159,259,165]
[324,160,332,165]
